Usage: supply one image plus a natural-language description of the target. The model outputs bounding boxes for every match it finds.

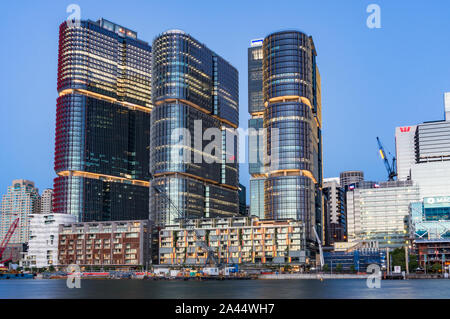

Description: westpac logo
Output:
[399,127,411,133]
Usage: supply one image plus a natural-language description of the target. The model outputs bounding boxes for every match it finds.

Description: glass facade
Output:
[347,180,420,249]
[249,178,265,219]
[248,40,264,114]
[262,31,323,245]
[53,19,151,222]
[410,197,450,240]
[150,30,239,226]
[248,39,266,220]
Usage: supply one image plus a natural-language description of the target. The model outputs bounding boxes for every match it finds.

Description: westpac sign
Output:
[424,196,450,208]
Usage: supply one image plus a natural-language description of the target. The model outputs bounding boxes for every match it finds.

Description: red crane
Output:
[0,217,20,264]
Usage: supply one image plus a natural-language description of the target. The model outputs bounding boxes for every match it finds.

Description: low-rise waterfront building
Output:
[410,197,450,240]
[415,239,450,269]
[159,217,306,266]
[323,249,385,273]
[58,220,156,269]
[21,213,76,269]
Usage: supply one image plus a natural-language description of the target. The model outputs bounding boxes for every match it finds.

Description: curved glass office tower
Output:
[263,31,323,243]
[150,30,239,225]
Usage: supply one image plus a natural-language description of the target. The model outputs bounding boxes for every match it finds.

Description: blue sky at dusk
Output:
[1,0,449,198]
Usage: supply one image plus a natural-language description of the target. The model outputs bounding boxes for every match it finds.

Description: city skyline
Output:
[2,0,450,200]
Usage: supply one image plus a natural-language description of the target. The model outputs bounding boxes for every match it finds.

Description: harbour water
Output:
[1,279,450,299]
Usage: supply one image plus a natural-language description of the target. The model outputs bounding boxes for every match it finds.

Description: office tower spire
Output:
[150,30,239,225]
[53,19,151,221]
[262,31,323,245]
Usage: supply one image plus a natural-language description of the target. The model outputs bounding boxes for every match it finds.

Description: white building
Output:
[410,161,450,198]
[346,180,420,248]
[40,189,53,214]
[21,213,76,269]
[395,93,450,197]
[444,92,450,121]
[395,125,417,181]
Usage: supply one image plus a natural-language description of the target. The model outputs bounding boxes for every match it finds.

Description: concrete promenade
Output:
[259,273,370,280]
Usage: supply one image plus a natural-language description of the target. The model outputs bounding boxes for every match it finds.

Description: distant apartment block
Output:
[58,220,154,268]
[159,217,306,266]
[40,189,53,214]
[0,180,40,244]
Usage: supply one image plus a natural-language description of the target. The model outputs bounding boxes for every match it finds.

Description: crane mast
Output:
[0,217,20,264]
[376,137,397,181]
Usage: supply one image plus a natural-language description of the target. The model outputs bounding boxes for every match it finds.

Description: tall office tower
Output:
[150,30,239,225]
[339,171,364,188]
[0,180,40,244]
[53,19,151,222]
[262,30,323,247]
[395,125,417,181]
[323,178,346,246]
[396,93,450,197]
[248,39,265,219]
[40,189,53,214]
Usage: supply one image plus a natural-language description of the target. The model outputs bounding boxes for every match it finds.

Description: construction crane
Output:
[0,217,19,264]
[376,136,397,181]
[150,174,220,267]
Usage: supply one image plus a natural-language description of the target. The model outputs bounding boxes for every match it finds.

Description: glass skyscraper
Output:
[248,39,265,218]
[262,30,323,245]
[53,19,151,222]
[150,30,239,226]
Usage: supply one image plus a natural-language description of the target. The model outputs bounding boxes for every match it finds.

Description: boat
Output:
[0,273,34,279]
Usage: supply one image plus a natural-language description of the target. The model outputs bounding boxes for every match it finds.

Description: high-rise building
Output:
[346,180,420,249]
[21,213,76,268]
[339,171,364,188]
[0,180,40,244]
[395,125,417,181]
[396,93,450,198]
[40,189,53,214]
[150,30,239,225]
[262,30,323,247]
[323,178,346,246]
[248,39,265,219]
[53,19,152,222]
